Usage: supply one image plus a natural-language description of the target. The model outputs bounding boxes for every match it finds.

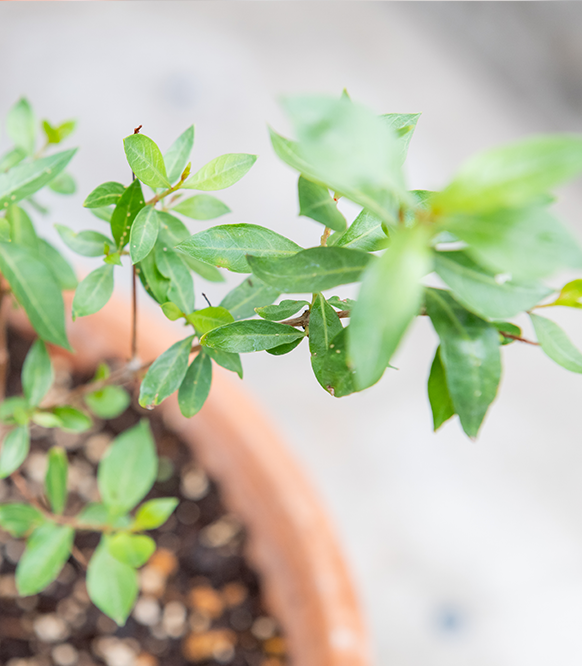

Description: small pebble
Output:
[263,637,286,656]
[189,610,211,633]
[94,638,137,666]
[176,501,200,526]
[16,595,38,611]
[134,655,158,666]
[252,616,277,641]
[182,630,236,662]
[0,574,18,597]
[139,567,166,597]
[199,516,241,548]
[84,433,112,463]
[33,614,69,643]
[52,644,79,666]
[133,596,161,627]
[189,585,224,619]
[180,468,209,500]
[148,549,178,577]
[162,600,187,638]
[222,582,248,608]
[24,452,47,482]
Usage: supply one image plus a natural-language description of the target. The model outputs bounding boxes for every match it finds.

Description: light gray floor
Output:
[2,3,582,665]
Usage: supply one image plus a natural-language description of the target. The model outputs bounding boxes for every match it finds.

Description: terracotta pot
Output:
[10,297,371,666]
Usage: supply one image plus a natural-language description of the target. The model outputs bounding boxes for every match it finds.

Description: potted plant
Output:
[1,93,582,665]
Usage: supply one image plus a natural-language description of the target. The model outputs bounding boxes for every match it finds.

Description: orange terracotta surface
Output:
[10,297,371,666]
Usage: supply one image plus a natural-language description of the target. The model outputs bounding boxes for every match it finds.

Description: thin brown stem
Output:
[320,226,332,247]
[280,309,350,328]
[499,331,539,346]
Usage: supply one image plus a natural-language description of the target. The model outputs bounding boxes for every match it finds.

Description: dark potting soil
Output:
[0,329,287,666]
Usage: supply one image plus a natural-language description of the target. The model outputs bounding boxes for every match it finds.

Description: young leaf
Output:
[248,247,373,293]
[0,243,70,349]
[16,523,74,596]
[133,497,179,530]
[72,264,115,319]
[530,313,582,373]
[183,154,257,191]
[130,206,160,264]
[110,179,145,249]
[139,336,194,408]
[45,447,68,515]
[173,194,230,220]
[550,279,582,309]
[0,149,77,209]
[425,288,501,438]
[255,300,309,321]
[178,353,213,417]
[434,251,551,320]
[298,176,347,232]
[107,533,156,568]
[37,239,78,291]
[434,135,582,214]
[7,204,38,248]
[331,208,390,252]
[55,224,112,257]
[187,306,234,336]
[309,293,345,392]
[220,276,279,320]
[48,172,76,195]
[175,224,301,274]
[22,339,53,407]
[441,206,582,280]
[427,346,455,431]
[123,134,170,189]
[87,536,138,625]
[83,181,125,208]
[77,503,130,529]
[164,125,194,185]
[205,348,243,379]
[42,119,75,145]
[154,244,195,314]
[327,296,355,311]
[52,406,92,432]
[0,427,31,478]
[201,320,305,353]
[98,420,157,513]
[0,504,44,537]
[84,386,131,419]
[7,98,36,155]
[349,227,431,390]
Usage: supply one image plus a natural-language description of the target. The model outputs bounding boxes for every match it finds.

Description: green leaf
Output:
[434,251,551,320]
[0,397,30,426]
[173,194,230,220]
[0,242,70,349]
[164,125,194,184]
[129,206,160,264]
[187,306,234,336]
[137,250,169,304]
[16,523,74,596]
[327,296,355,311]
[434,134,582,214]
[32,411,63,428]
[52,406,92,432]
[139,336,194,408]
[201,320,305,353]
[178,353,213,417]
[492,321,522,345]
[248,246,372,293]
[134,497,179,530]
[0,149,77,209]
[331,208,390,252]
[90,206,113,223]
[161,302,183,321]
[0,427,30,478]
[22,339,53,407]
[87,536,138,625]
[7,98,36,155]
[530,313,582,373]
[84,181,126,208]
[309,293,348,394]
[77,502,130,529]
[425,289,501,438]
[298,176,347,232]
[441,206,582,280]
[183,256,225,283]
[48,171,76,195]
[550,279,582,308]
[98,420,157,513]
[310,327,355,396]
[0,504,44,537]
[265,337,304,356]
[110,178,145,249]
[175,223,301,274]
[55,224,112,257]
[6,204,38,248]
[84,385,131,419]
[427,346,455,431]
[184,153,257,191]
[0,146,27,172]
[37,239,78,291]
[42,119,75,145]
[154,243,194,314]
[220,276,279,320]
[45,447,68,514]
[72,264,115,319]
[349,227,430,390]
[107,533,156,568]
[255,299,309,321]
[205,348,243,379]
[123,134,170,189]
[380,113,421,164]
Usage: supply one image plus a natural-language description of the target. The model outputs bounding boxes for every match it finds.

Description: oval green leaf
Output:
[72,264,115,319]
[183,153,257,191]
[201,320,305,353]
[123,134,170,189]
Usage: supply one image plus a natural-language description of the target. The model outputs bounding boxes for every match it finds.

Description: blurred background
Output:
[2,3,582,664]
